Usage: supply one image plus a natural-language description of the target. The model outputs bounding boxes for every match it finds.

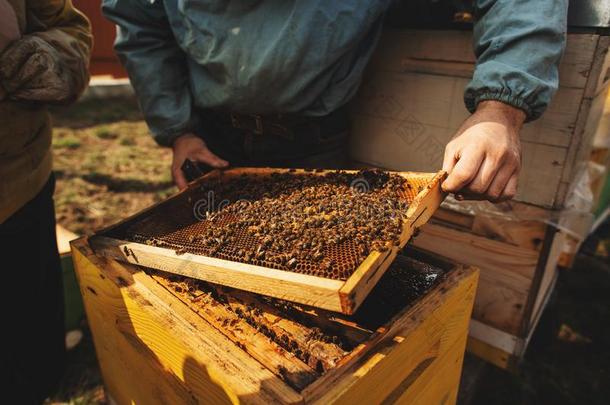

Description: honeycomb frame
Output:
[90,167,446,314]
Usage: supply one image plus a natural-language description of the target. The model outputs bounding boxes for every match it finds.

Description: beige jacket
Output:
[0,0,91,223]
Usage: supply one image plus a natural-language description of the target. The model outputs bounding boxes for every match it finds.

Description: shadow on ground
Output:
[50,97,143,129]
[81,172,173,192]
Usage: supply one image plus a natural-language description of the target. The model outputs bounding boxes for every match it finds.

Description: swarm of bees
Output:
[147,169,413,280]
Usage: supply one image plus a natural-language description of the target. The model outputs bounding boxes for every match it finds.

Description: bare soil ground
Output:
[51,97,173,235]
[47,98,610,404]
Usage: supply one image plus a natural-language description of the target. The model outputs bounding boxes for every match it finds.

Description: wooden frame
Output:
[89,167,446,315]
[72,237,479,404]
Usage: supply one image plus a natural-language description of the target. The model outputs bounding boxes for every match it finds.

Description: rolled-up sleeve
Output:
[464,0,568,121]
[0,0,92,104]
[102,0,195,146]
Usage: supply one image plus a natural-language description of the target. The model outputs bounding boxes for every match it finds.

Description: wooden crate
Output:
[89,167,446,315]
[71,238,478,404]
[411,203,566,370]
[350,29,610,209]
[347,27,610,369]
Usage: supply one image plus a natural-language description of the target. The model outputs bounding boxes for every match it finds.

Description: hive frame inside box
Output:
[89,167,446,315]
[72,238,479,404]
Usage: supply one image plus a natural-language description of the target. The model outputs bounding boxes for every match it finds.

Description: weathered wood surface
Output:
[350,29,609,208]
[305,266,478,404]
[151,275,322,391]
[56,225,78,256]
[71,238,302,404]
[412,223,536,335]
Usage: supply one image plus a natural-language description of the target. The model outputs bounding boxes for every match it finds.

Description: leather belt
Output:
[204,106,348,140]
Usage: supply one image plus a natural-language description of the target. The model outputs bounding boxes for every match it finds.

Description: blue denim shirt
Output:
[102,0,568,146]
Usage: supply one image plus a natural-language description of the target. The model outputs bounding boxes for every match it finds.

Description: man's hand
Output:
[0,0,20,53]
[171,133,229,190]
[442,100,526,202]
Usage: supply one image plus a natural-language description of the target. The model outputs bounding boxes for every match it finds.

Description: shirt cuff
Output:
[464,88,536,122]
[151,117,199,147]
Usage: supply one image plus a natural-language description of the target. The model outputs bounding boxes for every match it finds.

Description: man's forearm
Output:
[469,100,526,130]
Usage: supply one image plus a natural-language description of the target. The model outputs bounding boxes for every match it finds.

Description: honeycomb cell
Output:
[123,170,428,281]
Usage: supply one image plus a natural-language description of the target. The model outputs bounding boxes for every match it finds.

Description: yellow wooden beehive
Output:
[72,238,478,404]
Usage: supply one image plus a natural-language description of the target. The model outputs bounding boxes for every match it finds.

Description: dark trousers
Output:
[197,108,351,169]
[0,175,65,404]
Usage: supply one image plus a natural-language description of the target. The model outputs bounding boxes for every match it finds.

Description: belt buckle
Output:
[251,114,263,135]
[230,113,264,135]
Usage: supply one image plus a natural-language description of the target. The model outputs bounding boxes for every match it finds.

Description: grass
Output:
[94,126,117,140]
[50,97,174,235]
[54,137,82,149]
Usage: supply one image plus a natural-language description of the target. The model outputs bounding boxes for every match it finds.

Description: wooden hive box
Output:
[411,202,567,370]
[348,27,610,369]
[89,167,446,315]
[350,29,610,209]
[71,238,478,404]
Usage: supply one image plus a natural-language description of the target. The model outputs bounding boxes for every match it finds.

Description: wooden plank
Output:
[339,249,396,314]
[71,238,303,404]
[431,207,475,231]
[151,274,320,391]
[474,270,529,336]
[592,37,610,97]
[90,236,346,313]
[206,284,349,372]
[529,231,563,328]
[412,223,538,334]
[521,273,559,360]
[468,319,520,355]
[520,88,584,147]
[470,217,547,252]
[359,73,582,148]
[306,266,478,403]
[369,29,598,90]
[561,34,603,90]
[412,223,538,281]
[518,143,567,208]
[558,37,610,206]
[398,335,468,405]
[466,336,512,371]
[432,201,553,251]
[56,225,78,256]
